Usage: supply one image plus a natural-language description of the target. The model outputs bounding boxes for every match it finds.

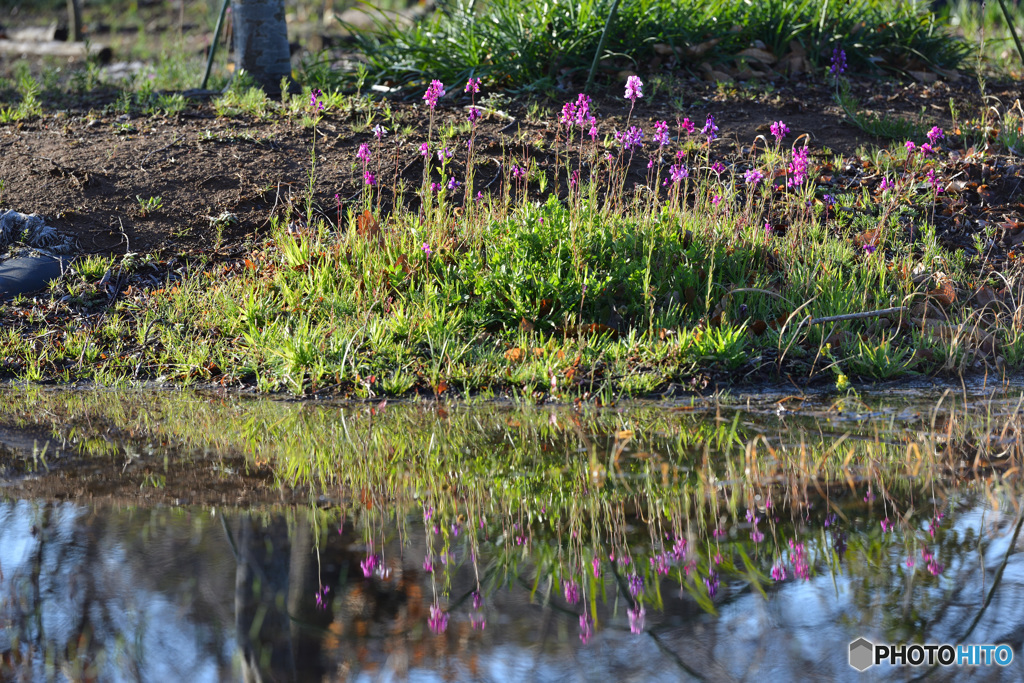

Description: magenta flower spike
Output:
[624,75,643,102]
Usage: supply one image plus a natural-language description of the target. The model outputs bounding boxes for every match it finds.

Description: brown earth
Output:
[1,76,1018,262]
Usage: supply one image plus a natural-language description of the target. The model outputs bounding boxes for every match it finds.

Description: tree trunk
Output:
[66,0,83,42]
[231,0,292,97]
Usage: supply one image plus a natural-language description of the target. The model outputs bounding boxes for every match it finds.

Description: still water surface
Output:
[0,387,1023,681]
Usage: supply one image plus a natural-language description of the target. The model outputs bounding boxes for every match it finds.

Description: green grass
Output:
[346,0,974,92]
[0,92,1016,397]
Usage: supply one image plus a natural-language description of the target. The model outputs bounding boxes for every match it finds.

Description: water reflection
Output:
[0,388,1022,680]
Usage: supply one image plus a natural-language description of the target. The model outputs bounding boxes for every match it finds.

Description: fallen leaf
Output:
[927,280,956,307]
[504,348,524,362]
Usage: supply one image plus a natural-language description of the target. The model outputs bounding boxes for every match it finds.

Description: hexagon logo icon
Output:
[849,638,875,671]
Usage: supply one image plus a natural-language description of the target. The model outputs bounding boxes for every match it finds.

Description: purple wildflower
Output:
[788,146,810,187]
[465,76,481,94]
[563,579,581,604]
[423,80,446,109]
[468,106,481,123]
[625,75,643,102]
[650,553,671,575]
[927,126,944,145]
[357,143,371,163]
[437,147,453,161]
[702,114,719,141]
[615,125,644,150]
[373,124,386,139]
[310,88,324,111]
[680,117,695,135]
[430,182,440,194]
[653,120,670,147]
[744,168,765,186]
[750,527,765,543]
[670,164,689,183]
[905,140,916,153]
[863,244,877,255]
[360,555,379,578]
[421,242,432,257]
[511,164,526,179]
[710,161,725,176]
[447,177,461,191]
[471,612,487,630]
[926,168,943,192]
[420,142,430,156]
[879,177,894,192]
[771,563,787,582]
[770,120,789,142]
[363,171,376,186]
[627,606,645,634]
[920,142,935,156]
[830,47,847,76]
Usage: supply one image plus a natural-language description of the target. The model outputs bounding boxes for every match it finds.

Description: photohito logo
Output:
[849,638,1014,671]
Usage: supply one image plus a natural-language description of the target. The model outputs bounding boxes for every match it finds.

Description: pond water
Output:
[1,386,1023,681]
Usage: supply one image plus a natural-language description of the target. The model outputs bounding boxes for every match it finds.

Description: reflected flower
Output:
[428,603,449,634]
[750,527,765,543]
[579,614,593,644]
[592,555,601,578]
[360,554,379,578]
[627,572,644,598]
[880,517,893,532]
[423,555,434,573]
[789,539,810,580]
[771,563,787,582]
[627,606,645,634]
[651,553,670,575]
[704,570,719,598]
[314,585,330,609]
[471,612,487,630]
[473,591,484,610]
[563,579,581,604]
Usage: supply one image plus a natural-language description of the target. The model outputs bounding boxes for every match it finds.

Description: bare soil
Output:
[1,77,1019,262]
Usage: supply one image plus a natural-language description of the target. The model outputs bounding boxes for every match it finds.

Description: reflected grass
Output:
[0,387,1021,644]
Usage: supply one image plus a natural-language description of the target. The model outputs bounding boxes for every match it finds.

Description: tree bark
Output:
[231,0,292,97]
